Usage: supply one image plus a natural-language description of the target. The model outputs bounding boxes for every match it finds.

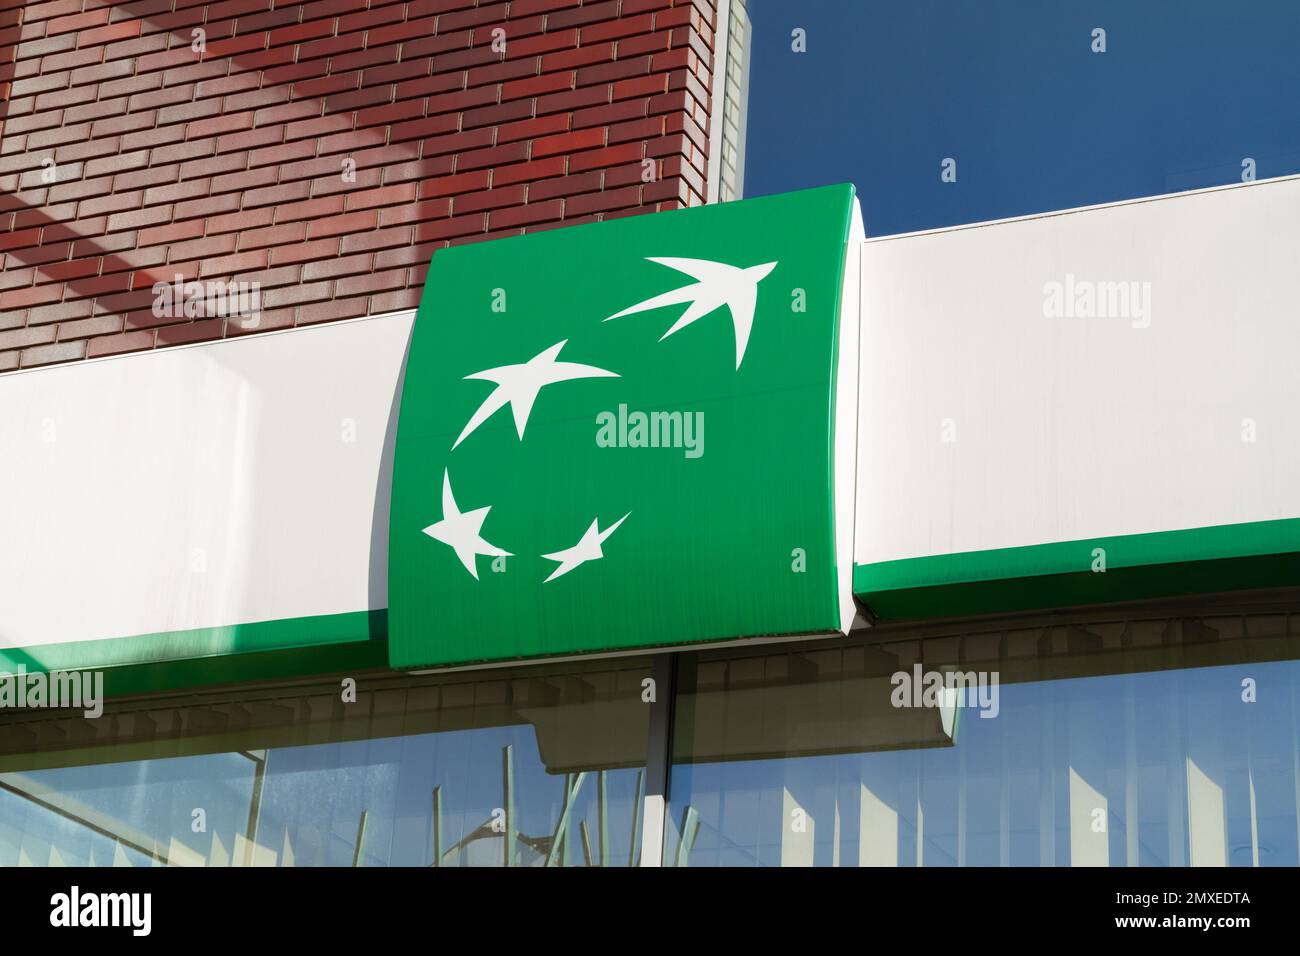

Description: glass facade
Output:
[2,593,1299,866]
[665,597,1300,866]
[0,661,651,867]
[730,1,1300,234]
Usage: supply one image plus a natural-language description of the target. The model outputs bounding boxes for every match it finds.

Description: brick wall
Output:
[0,0,715,372]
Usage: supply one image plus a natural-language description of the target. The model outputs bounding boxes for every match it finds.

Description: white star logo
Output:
[541,513,630,583]
[421,470,512,580]
[454,339,619,448]
[603,256,778,369]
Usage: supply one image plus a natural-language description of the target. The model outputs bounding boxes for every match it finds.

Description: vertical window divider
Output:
[639,653,677,867]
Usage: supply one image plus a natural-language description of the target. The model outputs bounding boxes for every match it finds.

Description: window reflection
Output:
[0,663,650,867]
[665,608,1300,866]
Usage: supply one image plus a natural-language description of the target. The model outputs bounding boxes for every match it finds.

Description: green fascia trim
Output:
[0,610,389,698]
[854,517,1300,620]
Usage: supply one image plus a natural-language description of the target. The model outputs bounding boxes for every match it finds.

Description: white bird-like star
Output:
[421,470,512,580]
[541,513,630,583]
[453,339,619,448]
[603,256,778,369]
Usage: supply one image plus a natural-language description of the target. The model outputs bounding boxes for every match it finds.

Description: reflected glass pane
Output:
[665,608,1300,866]
[733,1,1300,234]
[0,661,650,867]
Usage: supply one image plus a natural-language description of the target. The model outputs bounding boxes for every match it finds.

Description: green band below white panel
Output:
[854,517,1300,619]
[0,611,388,698]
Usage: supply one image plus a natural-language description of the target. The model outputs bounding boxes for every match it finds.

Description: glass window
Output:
[726,1,1300,234]
[665,600,1300,866]
[0,661,651,867]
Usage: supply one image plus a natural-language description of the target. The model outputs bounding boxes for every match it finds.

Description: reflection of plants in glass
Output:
[423,748,645,867]
[674,805,700,867]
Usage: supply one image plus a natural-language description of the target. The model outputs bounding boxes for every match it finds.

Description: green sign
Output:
[389,185,859,669]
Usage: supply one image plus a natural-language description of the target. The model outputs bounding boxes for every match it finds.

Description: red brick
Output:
[200,250,272,277]
[346,183,419,211]
[547,0,619,29]
[240,222,309,250]
[374,241,441,269]
[609,115,664,144]
[0,228,42,252]
[242,179,311,208]
[294,296,368,325]
[581,13,654,44]
[307,210,379,239]
[616,28,674,58]
[368,287,423,313]
[42,48,105,74]
[151,139,218,164]
[569,142,644,172]
[62,272,133,297]
[426,85,498,117]
[57,313,122,340]
[565,184,642,216]
[79,190,145,217]
[611,74,668,101]
[454,184,525,215]
[421,127,495,159]
[26,300,94,326]
[497,113,570,144]
[463,57,539,87]
[41,258,103,282]
[413,213,486,242]
[86,331,154,358]
[536,84,609,116]
[493,156,565,187]
[268,238,339,266]
[379,198,452,227]
[248,140,317,169]
[500,72,573,101]
[173,193,242,220]
[156,319,228,346]
[168,234,238,262]
[502,27,579,58]
[261,281,333,308]
[143,177,212,205]
[540,41,614,71]
[489,198,563,229]
[461,99,534,130]
[527,170,602,200]
[313,166,383,195]
[293,72,359,99]
[22,340,87,367]
[414,169,488,200]
[139,221,206,247]
[533,127,604,157]
[189,111,254,139]
[302,252,375,280]
[380,115,453,147]
[335,268,406,297]
[0,325,57,350]
[274,197,345,223]
[78,21,142,47]
[508,0,582,15]
[456,141,529,171]
[356,99,426,129]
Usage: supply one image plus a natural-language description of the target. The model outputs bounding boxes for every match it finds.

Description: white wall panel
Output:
[0,313,412,649]
[856,175,1300,566]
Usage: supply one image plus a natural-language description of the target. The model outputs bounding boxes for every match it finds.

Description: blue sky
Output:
[742,0,1300,235]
